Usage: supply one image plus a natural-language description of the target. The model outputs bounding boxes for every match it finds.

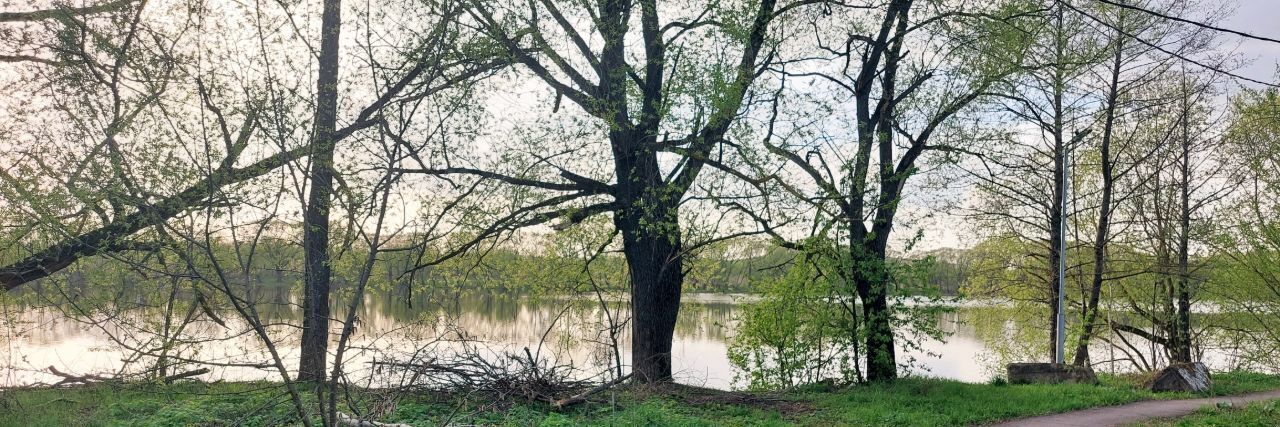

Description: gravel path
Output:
[987,389,1280,427]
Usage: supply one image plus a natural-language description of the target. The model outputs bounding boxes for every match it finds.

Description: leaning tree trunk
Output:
[298,0,342,383]
[1072,27,1124,368]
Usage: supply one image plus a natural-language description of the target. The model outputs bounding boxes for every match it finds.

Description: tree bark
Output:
[1172,75,1194,364]
[298,0,342,383]
[852,241,897,382]
[621,222,682,382]
[1072,23,1125,368]
[612,128,683,383]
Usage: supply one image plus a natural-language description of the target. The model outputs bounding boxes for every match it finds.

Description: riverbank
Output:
[2,372,1279,426]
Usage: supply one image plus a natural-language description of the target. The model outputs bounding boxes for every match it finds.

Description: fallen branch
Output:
[1110,320,1170,347]
[47,366,114,386]
[44,365,211,387]
[163,368,211,383]
[336,412,413,427]
[552,373,632,410]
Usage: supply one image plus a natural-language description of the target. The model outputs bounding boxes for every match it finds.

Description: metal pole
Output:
[1056,137,1069,364]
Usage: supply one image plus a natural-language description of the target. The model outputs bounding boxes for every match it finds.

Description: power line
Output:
[1094,0,1280,46]
[1062,1,1279,88]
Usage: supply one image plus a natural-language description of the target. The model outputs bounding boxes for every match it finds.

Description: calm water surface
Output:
[0,291,1256,389]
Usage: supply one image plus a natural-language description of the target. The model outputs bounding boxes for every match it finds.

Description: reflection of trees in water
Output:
[8,278,742,347]
[359,297,1280,377]
[350,291,738,344]
[964,305,1052,376]
[676,303,735,341]
[9,282,1280,387]
[959,305,1280,376]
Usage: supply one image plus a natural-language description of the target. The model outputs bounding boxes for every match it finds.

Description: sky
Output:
[1227,0,1280,84]
[905,0,1280,253]
[1,0,1278,256]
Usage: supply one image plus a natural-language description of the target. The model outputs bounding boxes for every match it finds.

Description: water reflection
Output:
[0,292,1268,389]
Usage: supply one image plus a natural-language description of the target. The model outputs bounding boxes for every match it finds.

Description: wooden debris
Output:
[336,412,413,427]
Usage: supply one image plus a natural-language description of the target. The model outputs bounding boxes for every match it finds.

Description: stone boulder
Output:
[1006,363,1098,384]
[1149,362,1211,393]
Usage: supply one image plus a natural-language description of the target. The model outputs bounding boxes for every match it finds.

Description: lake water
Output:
[0,290,1265,389]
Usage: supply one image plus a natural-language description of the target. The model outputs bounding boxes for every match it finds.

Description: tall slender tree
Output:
[963,0,1104,362]
[1065,0,1229,365]
[297,0,344,384]
[719,0,1037,381]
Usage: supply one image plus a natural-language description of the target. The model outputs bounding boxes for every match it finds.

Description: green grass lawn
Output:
[1137,399,1280,426]
[2,372,1278,427]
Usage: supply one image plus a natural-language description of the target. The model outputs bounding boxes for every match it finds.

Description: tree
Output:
[297,0,344,384]
[966,0,1100,362]
[1065,0,1230,366]
[1,2,502,404]
[401,0,799,382]
[1212,88,1280,372]
[1117,71,1229,365]
[964,0,1227,366]
[0,1,496,294]
[719,0,1035,382]
[0,1,136,23]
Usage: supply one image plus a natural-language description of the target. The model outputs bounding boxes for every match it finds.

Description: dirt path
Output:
[987,389,1280,427]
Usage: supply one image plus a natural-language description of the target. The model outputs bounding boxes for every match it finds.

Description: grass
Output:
[800,376,1152,426]
[0,382,304,427]
[1137,399,1280,426]
[1,372,1279,427]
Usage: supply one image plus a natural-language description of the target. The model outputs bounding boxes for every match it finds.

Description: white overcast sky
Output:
[907,0,1280,253]
[1228,0,1280,82]
[1,0,1276,255]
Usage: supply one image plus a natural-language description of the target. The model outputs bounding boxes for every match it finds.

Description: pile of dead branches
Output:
[372,345,628,410]
[374,346,580,399]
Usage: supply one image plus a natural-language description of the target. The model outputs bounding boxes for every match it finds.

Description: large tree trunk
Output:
[611,125,683,383]
[848,216,897,382]
[619,210,683,383]
[298,0,342,383]
[855,244,897,382]
[850,1,909,383]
